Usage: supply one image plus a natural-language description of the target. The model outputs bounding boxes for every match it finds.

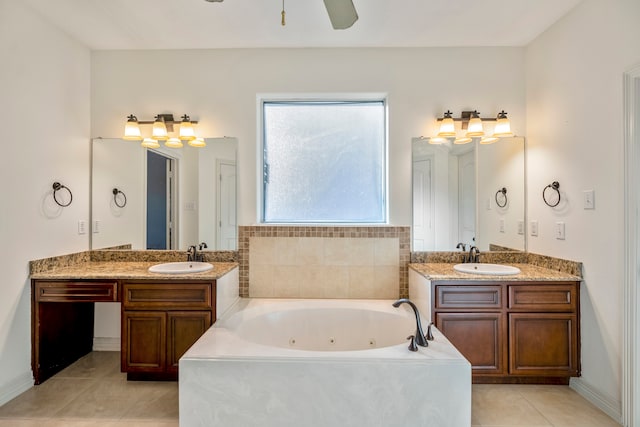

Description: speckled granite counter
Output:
[409,263,581,282]
[30,261,237,281]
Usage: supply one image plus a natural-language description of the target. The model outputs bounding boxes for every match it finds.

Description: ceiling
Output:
[24,0,583,50]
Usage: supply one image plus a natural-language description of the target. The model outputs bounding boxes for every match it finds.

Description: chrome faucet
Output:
[187,245,197,262]
[466,246,480,263]
[392,298,429,351]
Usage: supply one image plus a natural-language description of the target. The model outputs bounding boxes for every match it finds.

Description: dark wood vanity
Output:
[431,279,580,384]
[30,262,235,384]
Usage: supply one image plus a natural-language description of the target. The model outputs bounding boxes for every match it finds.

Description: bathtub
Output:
[179,299,471,427]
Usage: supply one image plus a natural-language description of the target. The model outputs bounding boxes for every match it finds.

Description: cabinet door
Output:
[166,311,212,374]
[509,313,579,376]
[122,311,166,373]
[436,312,506,374]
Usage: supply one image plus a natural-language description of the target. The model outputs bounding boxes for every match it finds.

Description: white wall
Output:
[0,1,90,403]
[525,0,640,419]
[90,47,526,227]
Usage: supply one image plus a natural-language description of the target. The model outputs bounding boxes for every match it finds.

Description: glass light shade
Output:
[454,136,473,144]
[165,137,183,148]
[429,136,447,145]
[152,117,168,140]
[141,138,160,148]
[179,121,196,140]
[466,117,484,137]
[123,118,142,141]
[188,137,206,148]
[493,117,514,138]
[436,117,456,137]
[480,136,499,144]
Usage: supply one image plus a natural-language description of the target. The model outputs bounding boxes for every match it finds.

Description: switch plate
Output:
[555,222,566,240]
[583,190,595,209]
[530,220,539,237]
[486,197,492,210]
[78,220,87,235]
[499,219,505,233]
[517,220,524,235]
[93,220,100,234]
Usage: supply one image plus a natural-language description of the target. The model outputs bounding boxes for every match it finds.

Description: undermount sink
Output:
[148,261,214,274]
[453,263,521,276]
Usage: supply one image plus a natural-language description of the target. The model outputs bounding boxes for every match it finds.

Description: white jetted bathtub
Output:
[179,298,471,427]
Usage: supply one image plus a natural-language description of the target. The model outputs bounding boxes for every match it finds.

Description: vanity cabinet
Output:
[121,280,216,380]
[432,280,580,384]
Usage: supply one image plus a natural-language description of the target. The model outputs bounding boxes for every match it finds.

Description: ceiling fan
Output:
[204,0,359,30]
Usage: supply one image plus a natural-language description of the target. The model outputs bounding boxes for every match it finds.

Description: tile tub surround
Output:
[238,226,410,298]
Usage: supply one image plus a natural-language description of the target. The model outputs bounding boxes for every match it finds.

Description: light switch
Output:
[93,220,100,234]
[555,222,566,240]
[78,220,87,235]
[583,190,595,209]
[499,219,505,233]
[517,220,524,235]
[531,221,538,237]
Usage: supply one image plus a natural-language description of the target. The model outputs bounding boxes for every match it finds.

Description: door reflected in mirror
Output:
[412,136,525,252]
[91,137,237,251]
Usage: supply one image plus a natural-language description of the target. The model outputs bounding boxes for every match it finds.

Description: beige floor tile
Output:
[472,384,552,426]
[56,352,121,380]
[517,385,621,427]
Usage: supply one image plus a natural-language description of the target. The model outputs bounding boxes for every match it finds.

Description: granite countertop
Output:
[30,261,238,281]
[409,263,582,282]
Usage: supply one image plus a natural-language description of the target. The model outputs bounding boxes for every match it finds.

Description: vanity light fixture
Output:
[465,111,484,137]
[493,110,514,138]
[433,109,515,144]
[122,113,202,148]
[436,110,456,137]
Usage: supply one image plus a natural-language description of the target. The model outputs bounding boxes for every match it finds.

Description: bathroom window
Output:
[261,99,387,223]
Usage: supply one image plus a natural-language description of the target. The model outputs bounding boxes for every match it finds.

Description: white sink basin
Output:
[148,261,214,274]
[453,263,521,276]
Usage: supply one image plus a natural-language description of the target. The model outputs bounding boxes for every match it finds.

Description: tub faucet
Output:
[466,246,480,263]
[392,299,429,350]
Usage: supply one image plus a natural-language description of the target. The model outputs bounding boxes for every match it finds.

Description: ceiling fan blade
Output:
[323,0,358,30]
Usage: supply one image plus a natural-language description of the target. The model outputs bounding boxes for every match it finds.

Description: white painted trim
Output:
[93,337,121,352]
[570,378,622,424]
[623,64,640,427]
[0,371,33,406]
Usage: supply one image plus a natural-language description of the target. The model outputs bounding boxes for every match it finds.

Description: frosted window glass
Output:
[263,101,386,223]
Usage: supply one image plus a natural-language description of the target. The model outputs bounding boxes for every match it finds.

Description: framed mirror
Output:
[412,136,525,252]
[91,137,237,250]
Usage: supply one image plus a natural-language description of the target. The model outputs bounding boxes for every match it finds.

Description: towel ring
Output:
[52,182,73,207]
[495,187,508,208]
[543,181,561,207]
[112,188,127,208]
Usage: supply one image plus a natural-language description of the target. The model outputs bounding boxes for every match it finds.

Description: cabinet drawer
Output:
[435,285,502,309]
[35,280,118,302]
[508,284,577,311]
[123,282,212,310]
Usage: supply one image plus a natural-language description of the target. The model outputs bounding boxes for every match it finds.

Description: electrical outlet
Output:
[530,220,538,237]
[78,220,87,235]
[499,219,505,233]
[555,222,566,240]
[583,190,595,209]
[517,220,524,235]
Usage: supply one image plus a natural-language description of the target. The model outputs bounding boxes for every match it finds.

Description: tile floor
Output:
[0,351,621,427]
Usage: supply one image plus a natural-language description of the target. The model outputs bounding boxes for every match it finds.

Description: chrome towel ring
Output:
[112,188,127,208]
[543,181,561,207]
[495,187,508,208]
[52,182,72,207]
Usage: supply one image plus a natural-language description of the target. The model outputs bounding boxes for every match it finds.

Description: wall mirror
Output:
[91,137,237,251]
[412,136,525,252]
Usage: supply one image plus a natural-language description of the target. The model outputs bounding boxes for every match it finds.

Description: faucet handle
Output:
[406,335,418,352]
[426,322,434,341]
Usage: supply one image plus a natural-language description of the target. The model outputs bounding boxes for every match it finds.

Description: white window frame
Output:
[257,93,389,225]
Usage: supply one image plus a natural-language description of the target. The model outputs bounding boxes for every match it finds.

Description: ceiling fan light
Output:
[123,115,142,140]
[165,137,183,148]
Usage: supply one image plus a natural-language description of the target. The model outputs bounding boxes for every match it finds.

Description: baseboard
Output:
[93,337,120,352]
[570,377,623,424]
[0,371,33,406]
